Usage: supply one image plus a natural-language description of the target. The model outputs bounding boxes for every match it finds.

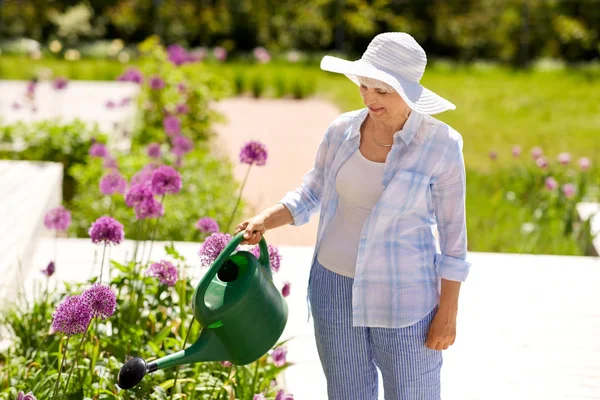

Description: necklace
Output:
[368,119,393,147]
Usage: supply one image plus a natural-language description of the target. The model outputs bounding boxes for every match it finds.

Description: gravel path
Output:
[211,97,342,247]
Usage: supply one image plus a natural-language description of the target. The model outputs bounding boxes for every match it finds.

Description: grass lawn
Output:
[2,56,599,255]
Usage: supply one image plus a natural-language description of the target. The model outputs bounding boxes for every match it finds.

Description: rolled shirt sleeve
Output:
[278,125,332,226]
[431,134,472,282]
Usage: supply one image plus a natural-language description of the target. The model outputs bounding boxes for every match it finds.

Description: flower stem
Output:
[99,243,107,283]
[146,194,166,265]
[132,219,141,264]
[51,335,70,400]
[169,317,195,400]
[54,231,58,264]
[251,359,260,397]
[63,323,91,394]
[225,164,252,233]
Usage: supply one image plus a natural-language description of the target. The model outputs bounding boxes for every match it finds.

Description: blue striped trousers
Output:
[308,258,443,400]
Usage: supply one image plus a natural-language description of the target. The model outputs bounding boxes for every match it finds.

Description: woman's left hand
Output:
[425,309,457,351]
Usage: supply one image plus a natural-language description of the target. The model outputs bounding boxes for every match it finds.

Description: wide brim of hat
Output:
[320,55,456,115]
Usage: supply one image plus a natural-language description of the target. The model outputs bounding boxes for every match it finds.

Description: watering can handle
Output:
[196,232,271,310]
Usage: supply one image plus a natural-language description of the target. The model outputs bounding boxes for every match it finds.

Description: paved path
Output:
[14,238,600,400]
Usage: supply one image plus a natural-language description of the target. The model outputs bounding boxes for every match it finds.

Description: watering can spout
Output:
[118,329,229,389]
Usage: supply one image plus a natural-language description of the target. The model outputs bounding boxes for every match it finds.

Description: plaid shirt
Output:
[279,108,471,328]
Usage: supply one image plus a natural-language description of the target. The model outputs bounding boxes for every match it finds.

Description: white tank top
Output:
[317,148,385,278]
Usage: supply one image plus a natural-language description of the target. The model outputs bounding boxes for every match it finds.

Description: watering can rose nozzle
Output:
[117,357,158,389]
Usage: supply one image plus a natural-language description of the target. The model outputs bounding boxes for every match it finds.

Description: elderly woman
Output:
[234,32,471,400]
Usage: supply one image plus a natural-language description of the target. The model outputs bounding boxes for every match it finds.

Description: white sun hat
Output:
[320,32,455,115]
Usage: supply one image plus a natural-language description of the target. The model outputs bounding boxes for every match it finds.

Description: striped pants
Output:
[308,258,442,400]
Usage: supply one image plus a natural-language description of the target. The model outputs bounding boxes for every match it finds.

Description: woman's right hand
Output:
[234,214,267,245]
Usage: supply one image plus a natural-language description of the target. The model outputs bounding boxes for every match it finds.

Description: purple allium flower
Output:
[271,346,287,367]
[220,360,233,367]
[199,233,237,267]
[119,97,132,107]
[250,244,282,273]
[150,165,182,195]
[175,103,189,115]
[52,77,69,90]
[579,157,591,171]
[125,183,153,207]
[146,260,178,286]
[167,44,189,66]
[177,82,187,93]
[17,392,36,400]
[187,48,206,63]
[239,141,268,166]
[26,80,37,98]
[99,171,127,195]
[89,143,108,158]
[275,389,294,400]
[82,282,116,320]
[281,282,291,298]
[11,101,21,110]
[253,394,266,400]
[536,156,548,169]
[489,151,497,161]
[134,197,164,220]
[42,261,55,277]
[545,177,558,191]
[52,295,92,336]
[163,115,181,136]
[557,152,571,165]
[131,164,159,186]
[287,50,301,63]
[195,217,219,234]
[147,143,162,159]
[562,183,575,199]
[103,156,118,169]
[171,134,193,156]
[253,47,271,63]
[149,75,165,90]
[105,100,116,109]
[213,46,228,62]
[117,67,144,84]
[512,145,521,157]
[531,147,543,160]
[44,206,71,231]
[88,216,124,245]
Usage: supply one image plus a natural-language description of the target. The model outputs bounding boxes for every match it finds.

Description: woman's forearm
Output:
[259,203,294,231]
[439,279,461,316]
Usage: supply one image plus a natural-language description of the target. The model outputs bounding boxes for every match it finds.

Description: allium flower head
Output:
[253,394,266,400]
[531,147,543,160]
[163,115,181,136]
[557,152,571,165]
[275,389,294,400]
[150,165,182,195]
[17,392,36,400]
[177,82,187,93]
[134,197,164,220]
[82,283,116,320]
[89,143,108,158]
[199,233,237,267]
[11,102,21,110]
[103,156,118,169]
[125,183,153,207]
[562,183,576,199]
[44,206,71,231]
[42,261,55,277]
[117,67,144,84]
[512,145,521,157]
[579,157,591,171]
[105,100,116,109]
[250,244,282,272]
[253,47,271,63]
[489,151,497,161]
[147,260,178,286]
[213,46,227,62]
[175,103,189,115]
[52,77,69,90]
[195,217,219,234]
[171,134,193,156]
[88,216,124,245]
[240,141,268,166]
[545,177,558,191]
[167,44,189,66]
[149,75,165,90]
[536,156,548,169]
[131,164,159,186]
[271,346,287,367]
[147,143,162,159]
[99,171,127,195]
[220,360,233,367]
[52,295,92,335]
[281,282,291,298]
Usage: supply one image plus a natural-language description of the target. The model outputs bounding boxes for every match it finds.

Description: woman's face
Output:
[359,84,410,122]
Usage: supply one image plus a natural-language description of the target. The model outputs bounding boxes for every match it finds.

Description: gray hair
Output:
[356,76,395,93]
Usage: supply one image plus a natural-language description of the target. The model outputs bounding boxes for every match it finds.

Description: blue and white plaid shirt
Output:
[279,108,471,328]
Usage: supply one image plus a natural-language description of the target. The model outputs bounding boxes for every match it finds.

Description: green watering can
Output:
[117,231,288,389]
